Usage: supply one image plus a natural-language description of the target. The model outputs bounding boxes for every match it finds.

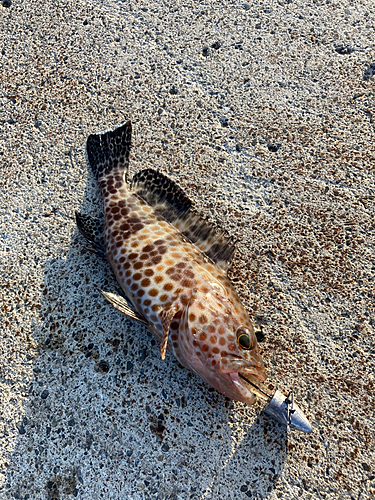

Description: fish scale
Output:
[77,120,313,432]
[104,186,198,345]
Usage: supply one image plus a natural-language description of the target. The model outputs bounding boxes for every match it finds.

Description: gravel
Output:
[1,0,374,498]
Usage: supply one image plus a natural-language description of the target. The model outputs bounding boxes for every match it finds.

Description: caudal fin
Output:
[86,120,132,180]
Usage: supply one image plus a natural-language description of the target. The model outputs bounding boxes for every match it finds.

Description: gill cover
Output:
[187,289,264,377]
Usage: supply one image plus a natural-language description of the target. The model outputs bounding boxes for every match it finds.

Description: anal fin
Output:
[100,290,148,326]
[76,212,106,257]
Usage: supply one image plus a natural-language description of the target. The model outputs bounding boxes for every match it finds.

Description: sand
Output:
[0,0,374,498]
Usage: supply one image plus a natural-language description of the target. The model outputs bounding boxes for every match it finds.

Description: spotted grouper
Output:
[76,121,312,432]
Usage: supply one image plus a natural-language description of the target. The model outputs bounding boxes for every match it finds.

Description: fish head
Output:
[182,289,266,405]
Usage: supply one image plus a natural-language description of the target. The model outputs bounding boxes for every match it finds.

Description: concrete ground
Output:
[0,0,374,498]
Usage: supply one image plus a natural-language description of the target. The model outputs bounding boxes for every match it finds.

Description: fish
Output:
[76,121,312,433]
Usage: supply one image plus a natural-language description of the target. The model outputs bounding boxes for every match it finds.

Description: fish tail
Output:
[86,120,132,181]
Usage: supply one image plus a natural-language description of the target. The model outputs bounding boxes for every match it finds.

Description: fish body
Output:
[77,121,312,432]
[80,121,265,405]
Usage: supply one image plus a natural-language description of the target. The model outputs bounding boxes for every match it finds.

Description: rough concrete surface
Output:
[0,0,374,498]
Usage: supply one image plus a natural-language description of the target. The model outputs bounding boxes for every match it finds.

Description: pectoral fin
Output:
[159,304,180,360]
[100,290,148,326]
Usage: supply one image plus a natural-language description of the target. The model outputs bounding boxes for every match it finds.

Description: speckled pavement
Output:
[1,0,374,499]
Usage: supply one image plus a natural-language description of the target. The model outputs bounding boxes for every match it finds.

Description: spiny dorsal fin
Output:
[131,168,235,272]
[86,121,132,180]
[177,212,236,271]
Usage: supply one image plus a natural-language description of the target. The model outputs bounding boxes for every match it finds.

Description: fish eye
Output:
[236,327,253,350]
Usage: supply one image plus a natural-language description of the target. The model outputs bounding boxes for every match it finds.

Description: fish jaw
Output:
[229,372,258,405]
[219,354,266,379]
[193,359,266,405]
[225,360,266,405]
[216,352,266,404]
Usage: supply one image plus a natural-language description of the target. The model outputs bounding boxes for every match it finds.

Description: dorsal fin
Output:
[177,212,236,271]
[131,168,192,215]
[131,168,235,272]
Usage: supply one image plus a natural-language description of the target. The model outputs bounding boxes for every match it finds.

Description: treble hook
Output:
[285,391,296,431]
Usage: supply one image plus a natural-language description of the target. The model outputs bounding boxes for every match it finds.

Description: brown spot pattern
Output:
[101,172,259,390]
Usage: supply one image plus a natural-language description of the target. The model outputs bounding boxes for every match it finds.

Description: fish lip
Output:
[238,372,267,390]
[222,352,267,382]
[238,372,271,402]
[240,368,266,383]
[229,372,257,403]
[229,371,267,403]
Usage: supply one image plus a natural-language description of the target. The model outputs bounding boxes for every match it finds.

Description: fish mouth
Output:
[229,371,268,404]
[240,365,266,383]
[238,373,272,402]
